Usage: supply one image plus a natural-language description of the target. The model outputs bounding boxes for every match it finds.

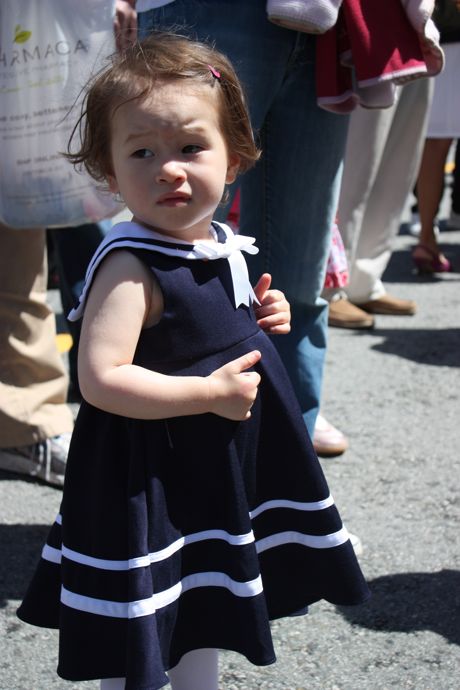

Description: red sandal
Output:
[412,243,452,274]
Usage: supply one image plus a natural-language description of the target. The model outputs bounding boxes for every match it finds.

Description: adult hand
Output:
[253,273,291,334]
[114,0,137,52]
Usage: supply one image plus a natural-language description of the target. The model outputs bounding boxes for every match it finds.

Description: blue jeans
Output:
[138,0,349,435]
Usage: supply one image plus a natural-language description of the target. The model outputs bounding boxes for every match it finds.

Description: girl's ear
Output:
[107,174,119,194]
[226,153,240,184]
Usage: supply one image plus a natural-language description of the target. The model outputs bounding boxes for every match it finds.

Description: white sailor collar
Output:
[68,221,260,321]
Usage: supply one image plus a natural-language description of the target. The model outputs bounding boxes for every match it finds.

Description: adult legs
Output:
[414,137,452,265]
[337,102,395,294]
[325,86,398,327]
[0,224,73,448]
[240,38,348,433]
[339,79,432,304]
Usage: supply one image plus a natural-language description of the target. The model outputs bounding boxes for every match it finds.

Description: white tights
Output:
[100,648,219,690]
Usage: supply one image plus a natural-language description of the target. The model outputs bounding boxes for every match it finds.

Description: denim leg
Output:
[138,1,349,435]
[237,36,349,434]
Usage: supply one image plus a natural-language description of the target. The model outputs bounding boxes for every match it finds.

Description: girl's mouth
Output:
[157,193,191,206]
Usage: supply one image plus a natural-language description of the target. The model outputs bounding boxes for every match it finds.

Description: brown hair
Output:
[67,31,260,183]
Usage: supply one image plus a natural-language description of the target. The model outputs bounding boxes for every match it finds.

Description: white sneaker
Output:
[0,433,71,487]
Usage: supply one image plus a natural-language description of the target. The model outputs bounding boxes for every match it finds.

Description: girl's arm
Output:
[253,273,291,334]
[78,251,260,421]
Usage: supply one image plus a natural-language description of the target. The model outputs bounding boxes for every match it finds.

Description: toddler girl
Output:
[18,32,369,690]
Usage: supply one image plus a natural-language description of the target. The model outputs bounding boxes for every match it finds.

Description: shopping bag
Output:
[0,0,119,228]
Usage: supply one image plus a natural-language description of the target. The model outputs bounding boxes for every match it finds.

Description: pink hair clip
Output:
[208,65,221,79]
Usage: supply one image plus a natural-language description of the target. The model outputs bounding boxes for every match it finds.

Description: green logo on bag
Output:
[14,25,32,44]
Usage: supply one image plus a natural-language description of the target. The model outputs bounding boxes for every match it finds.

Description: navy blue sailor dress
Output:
[18,221,369,690]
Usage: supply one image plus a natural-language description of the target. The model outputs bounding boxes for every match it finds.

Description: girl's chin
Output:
[130,218,214,243]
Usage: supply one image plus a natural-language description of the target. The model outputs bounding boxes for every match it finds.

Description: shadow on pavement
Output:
[337,569,460,646]
[357,327,460,367]
[0,524,50,605]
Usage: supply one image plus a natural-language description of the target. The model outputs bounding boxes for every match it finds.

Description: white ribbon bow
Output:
[193,231,260,308]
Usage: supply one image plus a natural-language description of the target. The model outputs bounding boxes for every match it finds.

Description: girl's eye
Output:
[132,148,154,159]
[183,144,203,154]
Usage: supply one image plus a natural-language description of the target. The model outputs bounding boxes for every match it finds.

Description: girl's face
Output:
[107,80,240,242]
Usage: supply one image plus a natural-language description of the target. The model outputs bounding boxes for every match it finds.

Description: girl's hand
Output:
[253,273,291,334]
[207,351,261,420]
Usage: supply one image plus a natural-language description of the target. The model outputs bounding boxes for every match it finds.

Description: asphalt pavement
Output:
[1,223,459,690]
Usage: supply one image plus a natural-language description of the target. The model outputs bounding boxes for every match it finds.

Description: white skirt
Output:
[427,42,460,138]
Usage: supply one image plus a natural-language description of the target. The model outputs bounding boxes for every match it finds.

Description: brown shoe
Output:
[328,298,375,329]
[358,294,417,316]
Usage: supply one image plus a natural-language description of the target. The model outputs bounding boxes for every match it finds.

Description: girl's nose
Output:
[156,160,186,184]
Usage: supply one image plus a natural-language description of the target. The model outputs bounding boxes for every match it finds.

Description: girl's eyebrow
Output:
[124,129,153,144]
[124,123,209,146]
[181,122,208,133]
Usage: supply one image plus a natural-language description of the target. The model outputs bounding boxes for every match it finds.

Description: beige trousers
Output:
[0,224,74,448]
[334,78,434,303]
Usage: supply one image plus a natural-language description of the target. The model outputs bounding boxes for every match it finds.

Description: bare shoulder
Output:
[84,249,163,328]
[95,248,154,287]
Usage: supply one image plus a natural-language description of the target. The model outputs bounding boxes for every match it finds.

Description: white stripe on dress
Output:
[54,529,256,571]
[249,496,334,519]
[256,526,349,554]
[61,572,264,619]
[42,544,62,564]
